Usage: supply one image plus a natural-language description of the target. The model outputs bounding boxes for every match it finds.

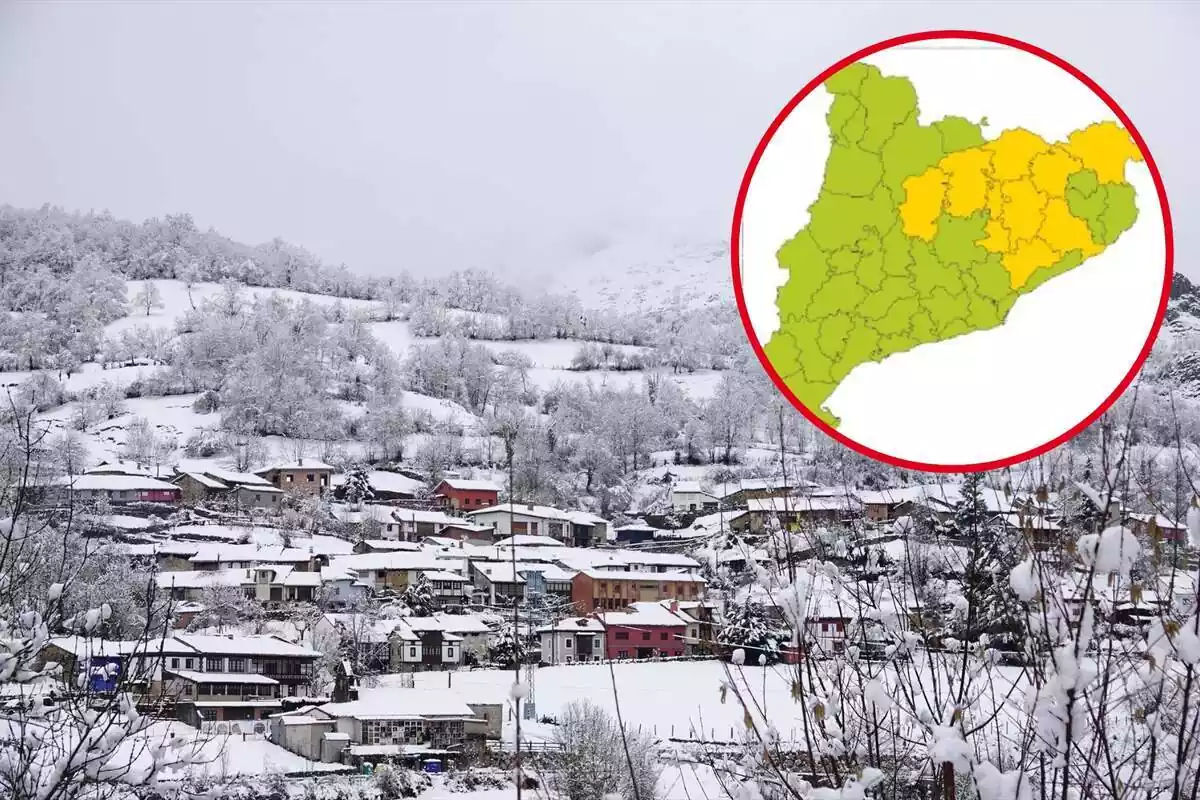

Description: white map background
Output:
[739,40,1167,466]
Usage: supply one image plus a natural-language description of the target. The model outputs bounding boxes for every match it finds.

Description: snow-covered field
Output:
[400,660,1028,745]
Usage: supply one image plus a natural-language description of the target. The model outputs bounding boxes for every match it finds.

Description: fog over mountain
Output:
[0,2,1196,279]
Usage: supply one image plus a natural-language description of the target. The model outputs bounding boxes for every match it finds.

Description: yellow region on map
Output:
[899,121,1144,288]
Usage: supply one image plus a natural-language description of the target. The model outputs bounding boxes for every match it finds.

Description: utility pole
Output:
[503,419,523,800]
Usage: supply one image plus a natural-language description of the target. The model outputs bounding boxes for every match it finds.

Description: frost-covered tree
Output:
[131,280,164,316]
[341,463,375,509]
[488,624,524,669]
[0,409,205,799]
[549,699,661,800]
[401,573,436,617]
[718,597,783,665]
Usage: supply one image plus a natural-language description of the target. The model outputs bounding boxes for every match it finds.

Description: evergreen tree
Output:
[342,463,375,507]
[488,624,524,668]
[718,598,783,664]
[401,573,436,617]
[952,473,1026,651]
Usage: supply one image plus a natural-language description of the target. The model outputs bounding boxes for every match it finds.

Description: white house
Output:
[537,617,605,665]
[465,503,608,547]
[671,481,718,513]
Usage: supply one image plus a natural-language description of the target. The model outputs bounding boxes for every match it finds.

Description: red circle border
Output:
[730,29,1174,474]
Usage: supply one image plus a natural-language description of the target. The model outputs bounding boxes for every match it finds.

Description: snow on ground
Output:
[120,722,349,782]
[526,236,732,312]
[0,362,168,394]
[527,367,722,399]
[397,390,479,427]
[471,339,648,369]
[401,660,1029,745]
[107,279,380,338]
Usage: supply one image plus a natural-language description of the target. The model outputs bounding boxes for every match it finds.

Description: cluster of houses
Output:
[659,477,1191,550]
[37,633,503,768]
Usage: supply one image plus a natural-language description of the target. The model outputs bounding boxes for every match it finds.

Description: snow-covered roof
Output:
[171,634,320,658]
[44,636,141,658]
[746,495,861,513]
[599,601,689,628]
[314,688,474,720]
[683,510,749,536]
[389,508,461,526]
[514,563,578,582]
[436,478,502,493]
[86,460,164,478]
[421,570,468,582]
[331,470,424,496]
[466,503,573,522]
[204,468,273,487]
[1128,512,1184,530]
[538,617,605,634]
[327,552,444,573]
[60,474,180,492]
[672,481,705,494]
[178,472,229,490]
[396,617,464,640]
[167,670,279,685]
[552,547,698,572]
[428,614,493,634]
[155,570,245,590]
[357,539,424,552]
[581,568,705,583]
[492,534,564,548]
[714,477,818,498]
[189,544,313,565]
[257,459,335,473]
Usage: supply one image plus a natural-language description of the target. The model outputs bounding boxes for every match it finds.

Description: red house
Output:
[598,601,689,660]
[432,478,501,511]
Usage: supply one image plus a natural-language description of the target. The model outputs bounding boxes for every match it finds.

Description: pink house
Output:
[598,601,689,660]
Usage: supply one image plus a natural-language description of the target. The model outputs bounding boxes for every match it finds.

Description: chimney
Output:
[527,504,535,511]
[669,600,679,613]
[298,458,303,466]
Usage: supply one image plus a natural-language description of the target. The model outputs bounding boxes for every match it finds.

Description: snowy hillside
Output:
[536,236,732,311]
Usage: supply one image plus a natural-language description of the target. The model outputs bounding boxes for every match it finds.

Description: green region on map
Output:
[763,61,1143,427]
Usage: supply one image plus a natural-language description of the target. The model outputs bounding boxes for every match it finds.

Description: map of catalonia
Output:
[763,61,1144,428]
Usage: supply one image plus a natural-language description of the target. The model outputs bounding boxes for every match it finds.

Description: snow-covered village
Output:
[2,4,1200,800]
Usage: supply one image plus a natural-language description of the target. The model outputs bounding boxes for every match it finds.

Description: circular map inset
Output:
[733,31,1172,472]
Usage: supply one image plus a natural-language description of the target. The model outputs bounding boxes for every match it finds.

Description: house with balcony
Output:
[325,552,444,594]
[273,688,478,765]
[431,478,501,511]
[421,570,470,608]
[255,458,335,496]
[571,569,705,613]
[538,617,605,665]
[465,503,608,547]
[53,474,181,506]
[389,618,464,672]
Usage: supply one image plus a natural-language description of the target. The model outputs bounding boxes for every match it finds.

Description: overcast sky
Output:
[0,2,1195,279]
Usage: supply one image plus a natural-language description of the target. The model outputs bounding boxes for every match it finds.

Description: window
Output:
[285,474,293,482]
[228,658,245,673]
[254,494,261,501]
[306,473,315,482]
[170,658,179,669]
[565,638,572,649]
[642,632,651,641]
[410,648,417,658]
[205,657,222,671]
[615,632,629,640]
[661,632,669,641]
[565,656,573,663]
[617,650,628,659]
